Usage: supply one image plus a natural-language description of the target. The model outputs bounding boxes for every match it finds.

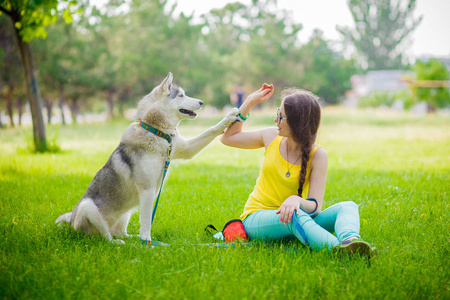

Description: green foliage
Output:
[358,90,414,109]
[200,0,356,106]
[413,59,450,108]
[0,0,78,42]
[393,89,414,110]
[1,0,361,132]
[0,14,25,101]
[298,30,359,104]
[358,91,396,108]
[0,110,449,298]
[0,0,82,152]
[5,0,357,113]
[338,0,422,70]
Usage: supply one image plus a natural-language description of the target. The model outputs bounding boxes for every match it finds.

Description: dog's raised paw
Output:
[222,108,239,126]
[229,107,239,117]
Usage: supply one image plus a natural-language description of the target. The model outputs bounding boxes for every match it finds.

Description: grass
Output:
[0,107,449,299]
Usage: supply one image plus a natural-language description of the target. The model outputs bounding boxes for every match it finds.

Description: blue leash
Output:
[151,145,172,224]
[291,198,319,245]
[138,121,173,224]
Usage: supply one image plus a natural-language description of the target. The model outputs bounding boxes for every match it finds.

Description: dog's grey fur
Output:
[56,73,238,244]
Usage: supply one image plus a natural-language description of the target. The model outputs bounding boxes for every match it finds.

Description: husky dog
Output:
[56,72,238,244]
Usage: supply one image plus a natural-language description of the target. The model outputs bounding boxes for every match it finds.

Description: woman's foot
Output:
[332,237,377,258]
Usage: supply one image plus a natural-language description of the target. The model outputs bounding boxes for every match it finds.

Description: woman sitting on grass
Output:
[221,84,377,256]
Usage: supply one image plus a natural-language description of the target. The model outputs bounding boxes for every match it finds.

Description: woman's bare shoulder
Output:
[261,127,279,148]
[311,146,328,167]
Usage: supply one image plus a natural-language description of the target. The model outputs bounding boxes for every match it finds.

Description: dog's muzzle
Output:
[179,109,198,117]
[179,101,202,117]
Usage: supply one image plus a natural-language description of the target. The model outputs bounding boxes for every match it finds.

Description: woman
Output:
[221,84,376,256]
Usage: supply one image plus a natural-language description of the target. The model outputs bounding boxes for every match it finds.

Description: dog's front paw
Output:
[228,107,240,116]
[221,107,239,127]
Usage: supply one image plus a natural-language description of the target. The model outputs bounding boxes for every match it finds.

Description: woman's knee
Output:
[337,201,358,210]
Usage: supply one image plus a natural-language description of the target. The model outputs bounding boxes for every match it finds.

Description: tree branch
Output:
[0,5,12,16]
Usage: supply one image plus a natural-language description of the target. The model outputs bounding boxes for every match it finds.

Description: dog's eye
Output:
[178,94,184,98]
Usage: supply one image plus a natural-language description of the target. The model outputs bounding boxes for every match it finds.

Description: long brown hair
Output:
[282,88,321,196]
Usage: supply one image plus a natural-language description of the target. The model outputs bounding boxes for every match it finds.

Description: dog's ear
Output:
[158,72,173,96]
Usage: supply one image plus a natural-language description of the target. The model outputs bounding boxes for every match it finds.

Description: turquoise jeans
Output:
[242,201,361,251]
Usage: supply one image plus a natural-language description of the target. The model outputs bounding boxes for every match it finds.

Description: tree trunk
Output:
[106,86,116,121]
[13,26,47,151]
[118,87,129,118]
[45,97,53,124]
[17,96,24,126]
[58,85,66,125]
[69,98,79,124]
[6,85,15,127]
[0,70,2,128]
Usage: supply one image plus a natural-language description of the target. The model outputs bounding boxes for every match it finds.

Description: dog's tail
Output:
[55,212,72,226]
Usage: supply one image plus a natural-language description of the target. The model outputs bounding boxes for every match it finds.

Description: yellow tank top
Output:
[240,136,322,220]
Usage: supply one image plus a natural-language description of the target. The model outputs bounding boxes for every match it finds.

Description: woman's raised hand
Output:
[245,83,274,106]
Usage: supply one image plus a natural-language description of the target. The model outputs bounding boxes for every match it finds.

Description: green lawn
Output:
[0,108,449,299]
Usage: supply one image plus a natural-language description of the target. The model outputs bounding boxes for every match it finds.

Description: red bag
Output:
[205,219,248,242]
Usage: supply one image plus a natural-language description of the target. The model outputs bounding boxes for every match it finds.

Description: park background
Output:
[1,0,449,299]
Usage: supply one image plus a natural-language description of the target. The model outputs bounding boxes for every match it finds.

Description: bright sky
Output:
[93,0,450,59]
[167,0,450,59]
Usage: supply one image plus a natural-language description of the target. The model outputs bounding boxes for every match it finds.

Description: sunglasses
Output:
[276,107,288,125]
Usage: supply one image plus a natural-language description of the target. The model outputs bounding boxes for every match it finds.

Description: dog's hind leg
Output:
[55,212,72,226]
[73,198,124,244]
[111,211,132,239]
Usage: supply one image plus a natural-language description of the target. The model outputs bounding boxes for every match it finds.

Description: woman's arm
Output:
[305,147,328,214]
[276,147,328,224]
[220,84,275,149]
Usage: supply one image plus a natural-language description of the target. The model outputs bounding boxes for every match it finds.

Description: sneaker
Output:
[332,237,377,258]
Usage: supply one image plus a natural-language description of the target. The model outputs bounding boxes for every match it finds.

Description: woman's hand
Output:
[245,83,274,106]
[220,83,276,150]
[276,195,302,225]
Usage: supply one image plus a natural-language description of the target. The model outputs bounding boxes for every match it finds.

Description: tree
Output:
[200,0,304,106]
[234,1,303,96]
[338,0,422,70]
[107,0,209,109]
[0,0,78,151]
[412,59,450,109]
[0,14,24,127]
[32,17,74,124]
[199,0,356,106]
[298,30,359,104]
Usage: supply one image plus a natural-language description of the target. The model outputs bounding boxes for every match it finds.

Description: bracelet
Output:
[236,111,250,122]
[305,198,318,217]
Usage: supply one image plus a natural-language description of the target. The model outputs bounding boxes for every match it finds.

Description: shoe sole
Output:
[333,241,373,257]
